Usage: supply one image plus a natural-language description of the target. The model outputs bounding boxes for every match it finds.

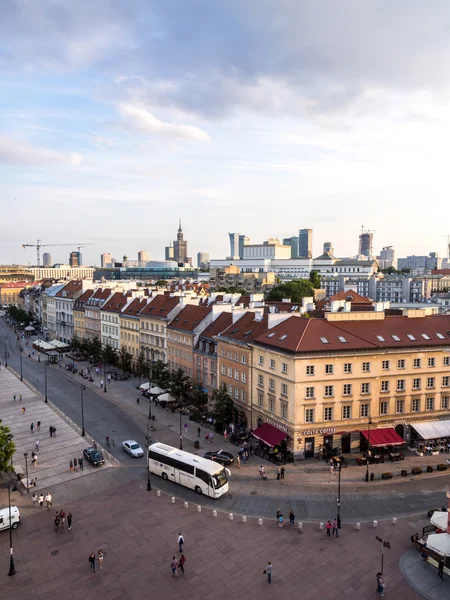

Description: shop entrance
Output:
[304,437,315,459]
[341,433,351,454]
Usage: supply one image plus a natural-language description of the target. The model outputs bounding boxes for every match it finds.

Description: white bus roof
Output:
[149,442,223,475]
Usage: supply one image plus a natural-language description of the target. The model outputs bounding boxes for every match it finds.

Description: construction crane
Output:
[442,234,450,260]
[22,240,94,265]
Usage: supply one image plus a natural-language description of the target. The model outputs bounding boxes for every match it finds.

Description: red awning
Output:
[252,423,288,448]
[361,427,404,447]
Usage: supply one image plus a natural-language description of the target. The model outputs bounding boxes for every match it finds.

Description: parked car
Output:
[83,447,105,467]
[122,440,144,458]
[0,507,20,531]
[203,450,234,466]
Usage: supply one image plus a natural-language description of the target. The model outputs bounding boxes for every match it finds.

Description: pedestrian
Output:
[376,572,384,597]
[96,367,99,376]
[261,466,267,480]
[35,439,39,451]
[209,431,214,443]
[136,396,140,404]
[264,561,272,584]
[69,460,73,472]
[259,465,263,477]
[179,553,186,574]
[326,520,332,538]
[277,466,281,480]
[67,513,73,530]
[79,457,84,471]
[276,509,282,520]
[32,452,37,467]
[171,556,179,577]
[32,493,37,508]
[332,518,339,537]
[289,509,295,525]
[13,394,16,402]
[89,552,96,572]
[73,457,78,471]
[223,429,228,441]
[49,426,53,437]
[421,547,429,561]
[281,465,285,479]
[37,420,41,431]
[205,433,209,443]
[30,422,34,433]
[20,394,22,401]
[100,380,103,389]
[438,558,444,580]
[54,511,60,533]
[197,427,201,438]
[45,492,52,508]
[98,549,104,570]
[237,455,240,468]
[39,493,44,508]
[60,509,65,529]
[178,532,184,553]
[22,406,26,415]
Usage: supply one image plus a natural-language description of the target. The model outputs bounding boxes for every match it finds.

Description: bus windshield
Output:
[212,468,227,489]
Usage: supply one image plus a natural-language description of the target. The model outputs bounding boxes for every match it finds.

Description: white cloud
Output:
[0,135,82,166]
[118,103,210,142]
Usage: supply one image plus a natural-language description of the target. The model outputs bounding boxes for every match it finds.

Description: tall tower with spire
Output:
[173,218,188,264]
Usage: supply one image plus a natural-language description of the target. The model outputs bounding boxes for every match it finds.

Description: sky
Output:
[1,0,450,267]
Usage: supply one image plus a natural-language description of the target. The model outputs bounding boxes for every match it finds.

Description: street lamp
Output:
[179,408,183,450]
[365,417,373,483]
[7,483,16,576]
[44,360,48,403]
[103,359,107,393]
[19,346,23,381]
[146,421,152,492]
[80,385,86,436]
[23,452,29,493]
[4,338,8,368]
[336,462,342,529]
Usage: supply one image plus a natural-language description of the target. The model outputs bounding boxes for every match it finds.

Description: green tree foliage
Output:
[118,347,133,374]
[0,422,15,476]
[155,280,168,287]
[169,368,191,405]
[211,384,236,425]
[7,306,30,326]
[102,344,118,368]
[135,350,149,384]
[266,279,315,303]
[217,286,246,294]
[190,384,209,410]
[151,360,171,388]
[309,270,321,289]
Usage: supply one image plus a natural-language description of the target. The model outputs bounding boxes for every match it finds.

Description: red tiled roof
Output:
[74,289,94,308]
[168,305,212,333]
[432,269,450,275]
[102,291,131,312]
[55,280,82,299]
[329,290,372,303]
[0,281,34,289]
[265,301,301,313]
[139,294,180,318]
[122,297,148,317]
[199,312,233,339]
[92,288,112,300]
[235,295,251,307]
[218,312,269,344]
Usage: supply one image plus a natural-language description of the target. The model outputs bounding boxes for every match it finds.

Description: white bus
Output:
[148,443,229,498]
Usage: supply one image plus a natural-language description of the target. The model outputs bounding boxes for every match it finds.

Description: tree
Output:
[102,344,118,369]
[135,349,149,385]
[7,306,30,326]
[169,368,191,406]
[151,360,171,388]
[217,286,246,294]
[155,280,168,287]
[309,270,321,289]
[0,422,15,477]
[211,384,236,425]
[118,347,133,375]
[190,385,209,410]
[266,279,315,303]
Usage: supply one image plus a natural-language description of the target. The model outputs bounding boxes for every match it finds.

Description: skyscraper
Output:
[197,252,210,269]
[359,228,373,257]
[138,250,150,267]
[173,219,188,264]
[165,243,174,261]
[69,251,80,266]
[323,242,334,256]
[379,246,396,270]
[42,252,52,267]
[299,229,313,258]
[101,253,112,268]
[228,233,250,259]
[283,237,299,258]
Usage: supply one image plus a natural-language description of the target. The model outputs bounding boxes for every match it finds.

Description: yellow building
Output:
[73,289,94,340]
[0,281,34,308]
[120,297,149,363]
[139,295,184,362]
[250,310,450,459]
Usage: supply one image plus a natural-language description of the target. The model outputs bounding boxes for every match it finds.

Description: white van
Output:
[0,507,21,531]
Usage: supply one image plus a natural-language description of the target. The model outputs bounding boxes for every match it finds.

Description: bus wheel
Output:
[195,486,202,495]
[162,473,168,481]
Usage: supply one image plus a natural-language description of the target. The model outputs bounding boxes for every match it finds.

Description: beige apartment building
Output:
[73,289,94,340]
[139,294,183,362]
[250,311,450,459]
[120,297,149,362]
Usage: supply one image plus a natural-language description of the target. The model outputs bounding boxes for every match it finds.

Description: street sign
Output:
[376,536,382,542]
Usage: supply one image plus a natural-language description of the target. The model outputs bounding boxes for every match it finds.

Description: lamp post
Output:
[103,360,107,393]
[80,385,86,436]
[179,408,183,450]
[5,338,8,368]
[365,418,373,483]
[337,462,342,529]
[23,452,29,493]
[19,346,23,381]
[146,421,152,492]
[44,360,48,403]
[7,483,16,576]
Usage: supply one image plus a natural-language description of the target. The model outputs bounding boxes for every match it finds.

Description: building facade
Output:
[73,289,94,340]
[84,289,113,341]
[29,265,95,280]
[139,294,183,362]
[120,297,149,361]
[100,291,132,350]
[54,280,86,342]
[299,229,313,259]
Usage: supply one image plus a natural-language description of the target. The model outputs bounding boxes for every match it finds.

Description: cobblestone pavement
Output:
[0,478,427,600]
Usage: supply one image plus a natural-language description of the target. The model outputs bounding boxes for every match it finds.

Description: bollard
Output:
[356,522,361,530]
[156,490,161,497]
[171,497,175,504]
[320,522,324,530]
[229,513,233,520]
[213,510,217,517]
[242,515,247,523]
[184,502,189,509]
[373,520,378,528]
[392,517,397,525]
[298,521,303,532]
[197,505,201,513]
[258,518,263,526]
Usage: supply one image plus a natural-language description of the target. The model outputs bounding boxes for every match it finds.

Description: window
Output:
[305,408,314,423]
[234,352,238,361]
[221,365,226,375]
[325,364,334,375]
[281,403,288,419]
[397,379,405,392]
[320,337,329,344]
[360,403,369,418]
[234,369,239,380]
[343,384,352,396]
[324,385,334,398]
[380,401,388,415]
[427,377,435,389]
[442,396,449,410]
[382,360,390,371]
[228,351,232,359]
[381,380,389,393]
[228,384,232,395]
[305,386,315,399]
[270,359,275,370]
[324,407,333,421]
[258,355,264,366]
[443,376,450,387]
[258,374,264,387]
[396,399,404,414]
[412,378,421,390]
[281,383,288,396]
[426,397,434,411]
[234,388,239,400]
[362,361,371,373]
[228,367,232,378]
[221,348,226,357]
[344,363,352,374]
[306,365,315,376]
[269,378,275,392]
[397,359,405,369]
[411,398,420,412]
[413,358,421,368]
[268,397,275,413]
[361,382,370,395]
[342,405,351,419]
[282,362,288,374]
[241,390,246,403]
[428,357,436,367]
[241,372,246,384]
[241,354,246,364]
[258,391,264,407]
[444,357,450,366]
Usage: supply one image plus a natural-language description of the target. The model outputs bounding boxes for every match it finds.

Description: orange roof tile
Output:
[218,312,269,344]
[139,295,180,318]
[168,305,212,333]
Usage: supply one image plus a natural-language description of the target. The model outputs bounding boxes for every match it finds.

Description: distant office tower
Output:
[173,219,188,264]
[138,250,150,267]
[359,228,373,257]
[239,235,250,258]
[283,237,299,258]
[379,246,397,270]
[228,233,250,259]
[323,242,334,256]
[197,252,210,269]
[299,229,313,258]
[101,253,112,268]
[42,252,52,267]
[69,251,80,267]
[165,243,174,261]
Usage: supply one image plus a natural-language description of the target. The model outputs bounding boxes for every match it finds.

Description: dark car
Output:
[203,450,234,466]
[83,447,105,467]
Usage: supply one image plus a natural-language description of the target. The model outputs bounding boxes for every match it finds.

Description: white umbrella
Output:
[427,532,450,556]
[158,393,176,403]
[150,386,166,395]
[431,511,448,530]
[24,325,35,331]
[139,382,150,390]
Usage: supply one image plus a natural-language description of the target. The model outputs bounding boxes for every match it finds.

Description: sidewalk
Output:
[400,549,450,600]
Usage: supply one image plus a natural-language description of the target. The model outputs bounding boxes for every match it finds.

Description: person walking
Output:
[264,561,272,584]
[20,394,22,401]
[171,556,179,577]
[54,511,60,533]
[281,465,286,479]
[197,427,201,438]
[236,455,241,468]
[45,492,52,508]
[32,452,37,467]
[69,460,73,472]
[178,532,184,553]
[289,509,295,525]
[37,420,41,431]
[376,572,384,597]
[98,549,104,570]
[326,520,332,538]
[13,394,16,402]
[179,554,186,574]
[73,457,78,472]
[59,509,65,529]
[32,493,37,508]
[22,406,26,415]
[277,466,281,480]
[438,558,445,580]
[209,431,214,443]
[223,429,228,441]
[89,552,96,572]
[30,422,34,433]
[332,518,339,537]
[35,439,39,451]
[79,457,84,471]
[67,513,73,530]
[39,493,44,508]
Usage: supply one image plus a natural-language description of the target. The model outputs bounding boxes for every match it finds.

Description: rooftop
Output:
[168,304,212,333]
[197,311,233,339]
[139,294,180,319]
[218,311,268,344]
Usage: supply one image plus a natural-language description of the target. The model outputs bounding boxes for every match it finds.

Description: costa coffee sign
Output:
[265,419,289,433]
[302,428,336,436]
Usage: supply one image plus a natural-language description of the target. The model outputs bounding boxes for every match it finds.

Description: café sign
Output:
[265,419,289,433]
[302,427,337,436]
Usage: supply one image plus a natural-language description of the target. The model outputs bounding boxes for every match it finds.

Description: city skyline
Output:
[2,2,450,265]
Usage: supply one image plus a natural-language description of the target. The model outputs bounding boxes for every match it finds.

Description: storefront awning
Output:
[252,423,288,448]
[361,427,404,447]
[412,420,450,440]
